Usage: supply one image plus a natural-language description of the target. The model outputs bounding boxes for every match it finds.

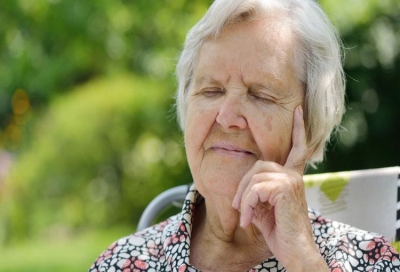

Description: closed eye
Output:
[201,87,225,97]
[248,91,274,103]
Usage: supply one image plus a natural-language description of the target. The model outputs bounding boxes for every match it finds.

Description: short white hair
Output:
[175,0,345,166]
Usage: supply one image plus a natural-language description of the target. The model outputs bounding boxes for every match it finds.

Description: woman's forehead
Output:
[191,18,300,93]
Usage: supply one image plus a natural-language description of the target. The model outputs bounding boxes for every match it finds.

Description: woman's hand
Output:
[232,106,329,272]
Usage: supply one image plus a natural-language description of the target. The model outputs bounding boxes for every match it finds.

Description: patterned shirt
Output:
[89,185,400,271]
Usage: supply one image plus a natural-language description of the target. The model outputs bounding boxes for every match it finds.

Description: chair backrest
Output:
[304,166,400,242]
[138,166,400,242]
[137,184,190,231]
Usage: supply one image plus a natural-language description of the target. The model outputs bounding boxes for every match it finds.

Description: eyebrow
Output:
[193,76,220,87]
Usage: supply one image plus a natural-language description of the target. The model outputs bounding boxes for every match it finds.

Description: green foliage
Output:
[0,0,211,147]
[0,0,399,256]
[0,226,132,272]
[308,0,400,173]
[0,74,191,244]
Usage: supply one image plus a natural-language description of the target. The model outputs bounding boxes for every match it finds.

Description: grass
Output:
[0,226,134,272]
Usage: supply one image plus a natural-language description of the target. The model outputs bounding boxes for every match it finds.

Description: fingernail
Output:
[240,207,252,228]
[240,215,245,228]
[298,105,303,116]
[232,195,238,209]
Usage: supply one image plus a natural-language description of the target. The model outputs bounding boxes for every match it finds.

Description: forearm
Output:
[285,247,330,272]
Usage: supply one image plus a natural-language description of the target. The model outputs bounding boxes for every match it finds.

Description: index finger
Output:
[232,105,308,210]
[284,105,308,174]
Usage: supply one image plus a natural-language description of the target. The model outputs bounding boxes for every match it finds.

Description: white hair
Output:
[175,0,346,166]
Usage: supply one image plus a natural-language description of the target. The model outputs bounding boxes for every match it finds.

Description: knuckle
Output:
[251,182,263,192]
[254,160,265,168]
[252,172,267,183]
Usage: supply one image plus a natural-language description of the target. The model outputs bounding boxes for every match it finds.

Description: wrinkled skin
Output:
[184,17,329,272]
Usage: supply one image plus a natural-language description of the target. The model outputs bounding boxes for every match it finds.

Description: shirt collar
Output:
[162,184,200,271]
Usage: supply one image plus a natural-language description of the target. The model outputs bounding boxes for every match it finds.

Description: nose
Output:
[216,94,247,130]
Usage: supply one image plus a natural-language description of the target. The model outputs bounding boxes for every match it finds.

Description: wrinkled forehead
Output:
[194,16,298,82]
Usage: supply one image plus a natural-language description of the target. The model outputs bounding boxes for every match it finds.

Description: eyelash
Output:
[249,91,272,103]
[199,88,273,103]
[201,88,224,97]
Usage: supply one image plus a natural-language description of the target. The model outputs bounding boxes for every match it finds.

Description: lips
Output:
[210,143,254,157]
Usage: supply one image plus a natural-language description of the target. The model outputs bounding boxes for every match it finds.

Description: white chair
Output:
[304,166,400,242]
[137,184,190,231]
[138,166,400,242]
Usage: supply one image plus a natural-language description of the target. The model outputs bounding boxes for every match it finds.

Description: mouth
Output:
[210,144,254,157]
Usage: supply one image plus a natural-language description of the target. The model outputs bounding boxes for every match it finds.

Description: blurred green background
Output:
[0,0,399,271]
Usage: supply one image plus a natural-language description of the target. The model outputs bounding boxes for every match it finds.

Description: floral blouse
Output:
[89,185,400,271]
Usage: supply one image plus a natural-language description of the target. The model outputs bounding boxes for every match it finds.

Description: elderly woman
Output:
[90,0,400,271]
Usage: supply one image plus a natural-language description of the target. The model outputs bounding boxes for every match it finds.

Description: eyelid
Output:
[200,87,224,96]
[248,89,275,102]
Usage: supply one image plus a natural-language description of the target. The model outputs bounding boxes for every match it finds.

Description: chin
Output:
[194,173,242,201]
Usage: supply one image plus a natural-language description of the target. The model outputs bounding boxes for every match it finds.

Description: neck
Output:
[190,198,273,271]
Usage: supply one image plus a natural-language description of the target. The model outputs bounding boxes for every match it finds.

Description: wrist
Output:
[285,246,329,272]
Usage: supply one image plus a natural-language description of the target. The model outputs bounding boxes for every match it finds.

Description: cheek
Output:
[251,108,293,163]
[266,115,273,132]
[184,103,217,158]
[185,99,213,126]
